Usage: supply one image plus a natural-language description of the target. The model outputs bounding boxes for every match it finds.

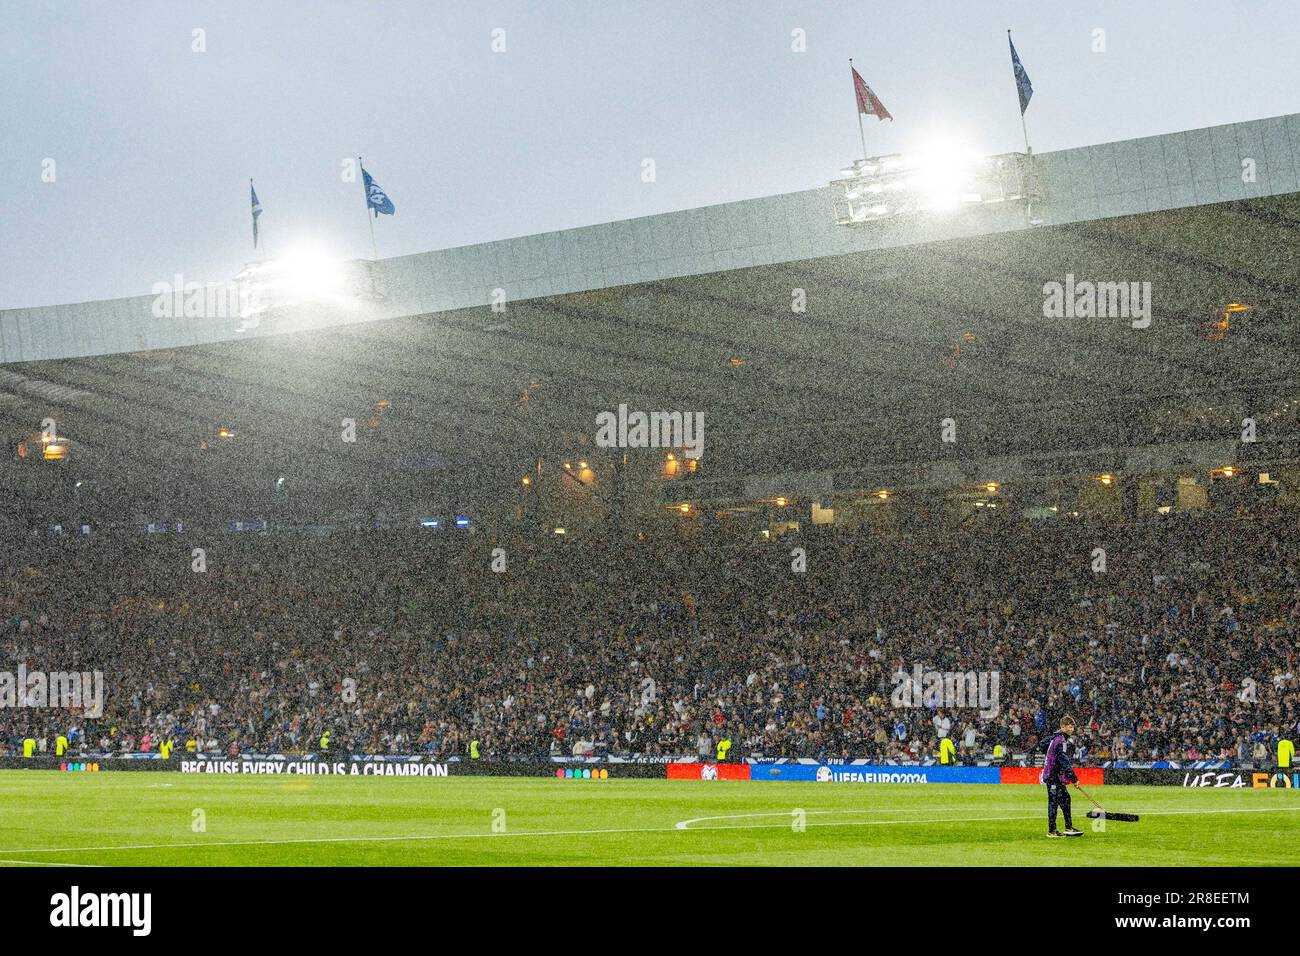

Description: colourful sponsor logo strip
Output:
[750,764,1001,784]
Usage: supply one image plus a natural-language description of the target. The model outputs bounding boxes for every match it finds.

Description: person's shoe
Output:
[1046,831,1061,838]
[1062,828,1083,837]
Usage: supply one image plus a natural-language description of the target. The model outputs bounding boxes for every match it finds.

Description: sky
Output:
[2,0,1298,309]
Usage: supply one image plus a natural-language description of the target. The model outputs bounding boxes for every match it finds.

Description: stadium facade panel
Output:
[2,112,1298,365]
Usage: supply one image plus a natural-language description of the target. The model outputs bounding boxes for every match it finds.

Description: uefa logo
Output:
[701,765,719,780]
[816,766,832,782]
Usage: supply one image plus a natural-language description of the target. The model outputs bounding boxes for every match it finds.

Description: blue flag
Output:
[362,164,395,216]
[250,181,263,247]
[1009,33,1033,115]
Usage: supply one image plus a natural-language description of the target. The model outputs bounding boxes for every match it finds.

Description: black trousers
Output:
[1046,781,1073,831]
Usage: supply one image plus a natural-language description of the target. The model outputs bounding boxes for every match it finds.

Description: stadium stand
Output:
[2,508,1294,764]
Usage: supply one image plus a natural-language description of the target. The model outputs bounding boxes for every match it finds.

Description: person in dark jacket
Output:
[1041,715,1082,837]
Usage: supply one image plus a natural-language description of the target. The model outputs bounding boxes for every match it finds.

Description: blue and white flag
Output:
[1008,33,1033,115]
[362,164,395,216]
[250,181,263,247]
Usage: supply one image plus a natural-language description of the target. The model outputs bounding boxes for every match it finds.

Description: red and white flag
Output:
[852,66,893,121]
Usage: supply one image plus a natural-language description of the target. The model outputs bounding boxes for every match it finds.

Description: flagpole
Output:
[359,156,378,260]
[1009,31,1032,155]
[1008,30,1038,224]
[849,58,868,161]
[250,178,268,260]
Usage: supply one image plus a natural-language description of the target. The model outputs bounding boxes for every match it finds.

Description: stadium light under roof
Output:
[232,243,355,329]
[832,148,1037,225]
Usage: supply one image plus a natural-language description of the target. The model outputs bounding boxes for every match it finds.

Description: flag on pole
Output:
[851,66,893,121]
[249,181,263,248]
[362,164,395,216]
[1009,34,1033,114]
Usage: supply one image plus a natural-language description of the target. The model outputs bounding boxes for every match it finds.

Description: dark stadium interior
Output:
[2,190,1299,772]
[2,193,1299,526]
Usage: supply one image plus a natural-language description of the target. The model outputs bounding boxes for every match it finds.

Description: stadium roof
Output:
[3,113,1300,520]
[3,191,1300,521]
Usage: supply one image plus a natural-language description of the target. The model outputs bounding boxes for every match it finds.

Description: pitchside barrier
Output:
[672,764,1105,784]
[0,755,1294,787]
[0,755,664,778]
[1110,767,1300,788]
[176,757,662,778]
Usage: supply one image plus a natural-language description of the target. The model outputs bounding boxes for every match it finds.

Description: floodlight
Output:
[832,146,1035,225]
[233,243,353,323]
[275,245,345,300]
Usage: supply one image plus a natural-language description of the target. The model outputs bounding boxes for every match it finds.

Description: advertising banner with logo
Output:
[1000,766,1103,785]
[0,756,664,778]
[1178,769,1300,789]
[666,763,752,780]
[748,763,1001,784]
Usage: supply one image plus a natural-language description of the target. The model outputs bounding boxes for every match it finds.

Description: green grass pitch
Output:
[0,772,1294,866]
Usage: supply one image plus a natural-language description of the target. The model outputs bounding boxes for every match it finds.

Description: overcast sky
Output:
[2,0,1298,309]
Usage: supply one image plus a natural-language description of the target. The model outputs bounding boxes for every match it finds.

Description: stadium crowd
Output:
[1,508,1297,765]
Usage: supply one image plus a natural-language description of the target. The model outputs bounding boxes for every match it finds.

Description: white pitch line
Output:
[669,805,1037,829]
[676,804,1300,830]
[0,858,101,867]
[0,814,1047,856]
[677,808,919,829]
[0,804,1297,858]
